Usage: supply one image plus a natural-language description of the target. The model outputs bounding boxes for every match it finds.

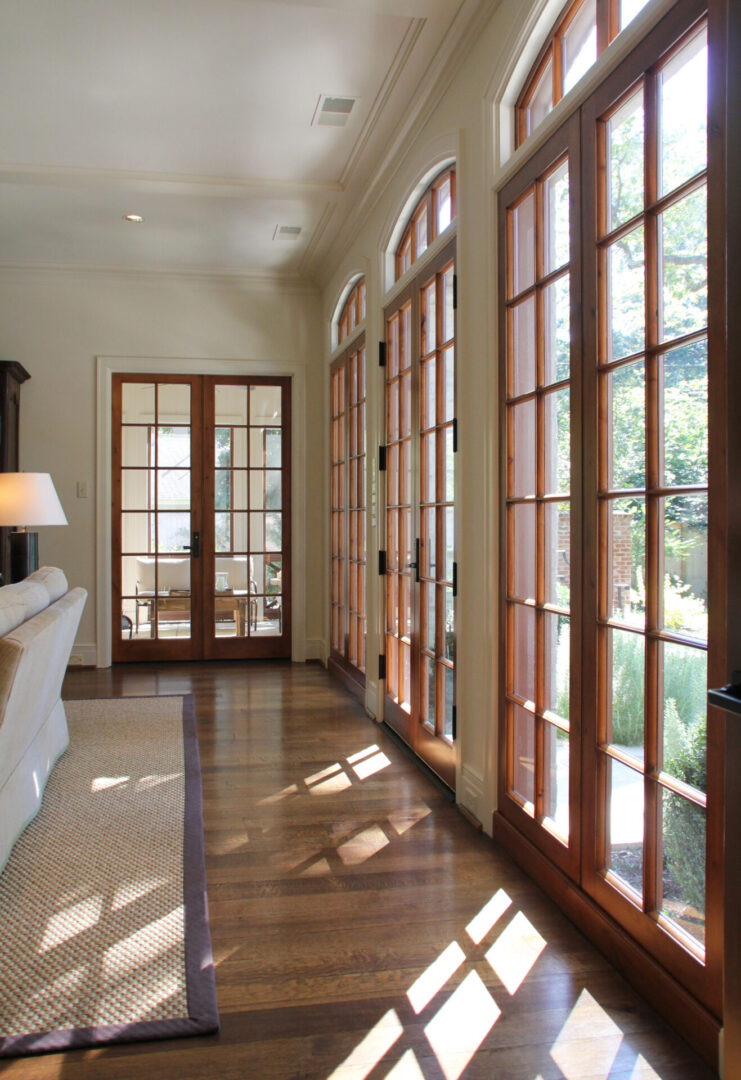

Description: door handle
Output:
[192,531,200,558]
[406,538,420,582]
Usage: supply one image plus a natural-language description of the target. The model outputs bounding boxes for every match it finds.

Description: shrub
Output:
[663,713,706,914]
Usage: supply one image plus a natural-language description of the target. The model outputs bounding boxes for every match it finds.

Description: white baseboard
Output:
[459,763,485,826]
[305,637,327,663]
[365,679,378,720]
[68,644,98,668]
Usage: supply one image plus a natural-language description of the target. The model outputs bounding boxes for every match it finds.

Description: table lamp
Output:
[0,473,68,583]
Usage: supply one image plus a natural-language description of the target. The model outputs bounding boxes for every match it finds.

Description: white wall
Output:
[0,267,324,665]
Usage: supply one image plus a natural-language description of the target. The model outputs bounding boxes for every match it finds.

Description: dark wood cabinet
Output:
[0,362,31,586]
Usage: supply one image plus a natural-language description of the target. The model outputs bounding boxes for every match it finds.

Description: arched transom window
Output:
[338,277,366,346]
[395,166,456,281]
[516,0,651,145]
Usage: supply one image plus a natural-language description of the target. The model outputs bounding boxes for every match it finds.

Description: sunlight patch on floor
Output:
[305,763,343,786]
[550,989,624,1078]
[102,906,183,978]
[423,970,501,1080]
[465,888,512,945]
[259,783,298,805]
[352,751,391,780]
[347,745,380,765]
[388,803,431,836]
[91,775,129,792]
[407,941,466,1014]
[327,1009,404,1080]
[384,1049,426,1078]
[112,877,169,912]
[485,910,547,995]
[309,772,352,796]
[337,825,390,866]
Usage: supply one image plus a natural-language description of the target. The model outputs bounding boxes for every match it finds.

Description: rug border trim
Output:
[0,693,220,1059]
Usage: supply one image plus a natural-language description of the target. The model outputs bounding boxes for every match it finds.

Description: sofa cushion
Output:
[25,566,69,604]
[0,582,50,638]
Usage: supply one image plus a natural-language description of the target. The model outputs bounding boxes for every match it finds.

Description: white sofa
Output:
[0,566,86,873]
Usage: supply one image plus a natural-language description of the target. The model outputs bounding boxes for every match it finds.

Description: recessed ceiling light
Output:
[123,213,144,223]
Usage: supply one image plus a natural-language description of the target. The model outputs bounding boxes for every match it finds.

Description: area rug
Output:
[0,695,219,1057]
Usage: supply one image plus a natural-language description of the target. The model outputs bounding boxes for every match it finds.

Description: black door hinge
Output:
[453,274,458,311]
[379,341,387,368]
[452,561,458,597]
[379,444,387,471]
[452,705,457,740]
[453,417,458,452]
[378,653,387,681]
[378,549,387,575]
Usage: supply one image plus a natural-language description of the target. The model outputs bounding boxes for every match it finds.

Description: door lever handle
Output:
[192,531,200,558]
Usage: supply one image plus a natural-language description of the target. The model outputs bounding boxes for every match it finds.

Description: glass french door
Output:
[113,373,291,661]
[499,2,720,1017]
[383,242,456,789]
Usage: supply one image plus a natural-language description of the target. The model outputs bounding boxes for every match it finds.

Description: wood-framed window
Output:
[516,0,652,146]
[395,168,456,282]
[329,337,367,694]
[500,0,722,1036]
[338,278,366,346]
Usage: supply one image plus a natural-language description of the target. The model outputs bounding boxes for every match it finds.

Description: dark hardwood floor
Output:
[1,661,715,1079]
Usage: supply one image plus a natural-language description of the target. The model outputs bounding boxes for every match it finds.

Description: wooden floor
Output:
[1,661,715,1080]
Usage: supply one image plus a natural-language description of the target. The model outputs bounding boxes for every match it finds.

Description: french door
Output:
[383,242,456,788]
[113,373,291,661]
[498,0,721,1018]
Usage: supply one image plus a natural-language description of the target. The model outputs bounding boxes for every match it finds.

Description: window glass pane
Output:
[215,385,248,426]
[562,0,597,95]
[250,386,282,425]
[157,469,189,510]
[443,665,455,741]
[444,425,455,503]
[122,426,150,468]
[509,296,536,397]
[543,159,569,274]
[511,191,536,296]
[156,427,190,468]
[660,186,707,343]
[422,358,436,429]
[444,505,454,581]
[424,581,436,651]
[543,274,570,386]
[437,175,453,233]
[422,655,435,725]
[122,513,149,554]
[215,512,232,553]
[510,399,536,498]
[662,339,707,486]
[122,383,155,424]
[421,507,436,578]
[527,57,553,136]
[606,225,645,361]
[661,495,708,642]
[511,602,536,703]
[511,703,535,807]
[415,207,428,258]
[442,346,455,423]
[122,469,148,511]
[544,501,570,608]
[660,30,707,196]
[606,90,644,233]
[422,433,436,503]
[605,755,644,897]
[607,628,645,758]
[511,502,536,600]
[661,641,707,793]
[544,386,570,496]
[156,512,190,553]
[215,470,231,511]
[607,359,645,490]
[158,594,191,640]
[661,789,705,947]
[157,383,191,424]
[422,282,437,355]
[543,724,569,840]
[619,0,650,30]
[606,497,645,625]
[543,612,570,724]
[442,267,455,343]
[444,588,455,663]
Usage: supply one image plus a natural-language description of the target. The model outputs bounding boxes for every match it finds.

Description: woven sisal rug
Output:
[0,695,218,1057]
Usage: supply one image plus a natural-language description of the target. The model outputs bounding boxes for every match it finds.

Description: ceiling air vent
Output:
[312,94,357,127]
[273,225,302,241]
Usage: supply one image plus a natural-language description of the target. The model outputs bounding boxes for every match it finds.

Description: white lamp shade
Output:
[0,473,68,527]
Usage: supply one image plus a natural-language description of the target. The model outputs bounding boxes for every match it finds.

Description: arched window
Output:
[395,166,456,281]
[337,277,366,346]
[516,0,651,145]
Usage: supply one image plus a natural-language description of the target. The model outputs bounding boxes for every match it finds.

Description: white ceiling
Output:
[0,0,478,280]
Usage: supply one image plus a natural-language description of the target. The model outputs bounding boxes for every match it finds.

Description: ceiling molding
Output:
[338,17,426,189]
[309,0,499,282]
[0,163,342,201]
[0,262,320,292]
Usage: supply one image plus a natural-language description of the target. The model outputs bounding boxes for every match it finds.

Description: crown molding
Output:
[0,262,319,292]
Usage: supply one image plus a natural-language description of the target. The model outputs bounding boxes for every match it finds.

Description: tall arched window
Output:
[330,278,367,697]
[395,166,456,281]
[516,0,651,145]
[499,0,723,1048]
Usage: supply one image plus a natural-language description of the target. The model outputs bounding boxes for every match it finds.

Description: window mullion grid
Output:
[153,385,159,628]
[433,269,444,738]
[534,177,546,824]
[643,69,661,918]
